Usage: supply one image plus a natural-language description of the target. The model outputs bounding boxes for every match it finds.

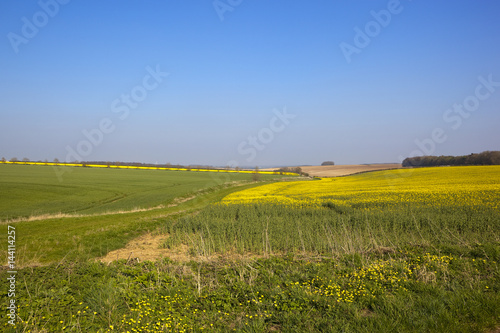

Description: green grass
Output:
[0,164,284,220]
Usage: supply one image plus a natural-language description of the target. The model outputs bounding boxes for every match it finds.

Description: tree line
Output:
[402,151,500,167]
[274,166,310,177]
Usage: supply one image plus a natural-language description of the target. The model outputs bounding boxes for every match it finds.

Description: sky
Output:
[1,0,499,167]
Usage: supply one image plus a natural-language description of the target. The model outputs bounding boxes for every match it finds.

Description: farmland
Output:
[287,163,402,177]
[262,163,402,177]
[1,165,499,332]
[0,163,284,221]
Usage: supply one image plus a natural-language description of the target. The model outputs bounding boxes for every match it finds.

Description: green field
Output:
[0,164,281,220]
[0,165,499,332]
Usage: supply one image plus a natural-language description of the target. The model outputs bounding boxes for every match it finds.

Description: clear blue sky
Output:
[1,1,499,167]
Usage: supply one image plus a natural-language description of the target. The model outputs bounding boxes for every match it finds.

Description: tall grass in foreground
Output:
[160,203,500,259]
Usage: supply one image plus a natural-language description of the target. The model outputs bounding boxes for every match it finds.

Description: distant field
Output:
[2,160,297,175]
[300,163,402,177]
[264,163,402,177]
[0,164,284,221]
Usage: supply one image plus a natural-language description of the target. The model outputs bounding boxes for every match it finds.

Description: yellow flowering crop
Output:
[222,166,500,211]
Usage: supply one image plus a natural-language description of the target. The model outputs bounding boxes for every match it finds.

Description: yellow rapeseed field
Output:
[222,166,500,211]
